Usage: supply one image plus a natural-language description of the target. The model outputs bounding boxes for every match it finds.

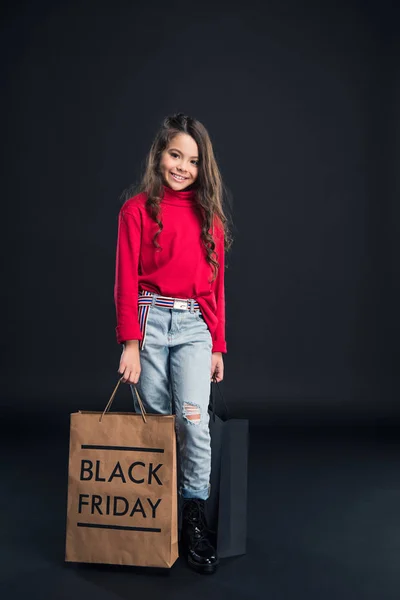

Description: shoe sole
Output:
[187,554,219,575]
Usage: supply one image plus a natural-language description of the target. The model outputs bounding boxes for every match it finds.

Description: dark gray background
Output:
[2,0,399,425]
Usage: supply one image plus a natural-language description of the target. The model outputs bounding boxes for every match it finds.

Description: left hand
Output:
[211,352,224,382]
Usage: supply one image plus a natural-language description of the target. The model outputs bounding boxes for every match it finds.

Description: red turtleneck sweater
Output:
[114,184,227,353]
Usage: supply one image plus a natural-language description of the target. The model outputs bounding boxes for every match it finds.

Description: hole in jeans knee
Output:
[183,402,201,426]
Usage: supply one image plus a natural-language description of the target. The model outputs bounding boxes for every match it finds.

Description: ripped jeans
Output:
[129,293,213,500]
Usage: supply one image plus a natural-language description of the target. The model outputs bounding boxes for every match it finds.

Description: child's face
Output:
[160,133,199,190]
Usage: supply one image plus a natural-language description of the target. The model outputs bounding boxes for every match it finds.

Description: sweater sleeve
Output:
[114,207,143,345]
[211,218,227,354]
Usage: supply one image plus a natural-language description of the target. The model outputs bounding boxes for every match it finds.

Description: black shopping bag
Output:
[206,379,249,558]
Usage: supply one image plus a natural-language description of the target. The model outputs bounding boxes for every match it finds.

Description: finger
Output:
[129,371,140,385]
[117,364,125,377]
[118,366,128,383]
[122,369,132,384]
[126,370,135,385]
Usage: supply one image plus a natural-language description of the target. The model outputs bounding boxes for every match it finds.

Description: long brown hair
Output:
[121,113,233,282]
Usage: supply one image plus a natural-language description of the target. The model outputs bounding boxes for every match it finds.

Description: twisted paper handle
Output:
[99,377,147,423]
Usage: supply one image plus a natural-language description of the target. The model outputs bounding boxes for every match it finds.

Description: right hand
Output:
[118,341,141,384]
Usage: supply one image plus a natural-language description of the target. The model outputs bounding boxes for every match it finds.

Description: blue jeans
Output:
[130,293,213,501]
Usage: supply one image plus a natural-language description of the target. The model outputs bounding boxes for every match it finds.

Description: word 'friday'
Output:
[78,494,162,518]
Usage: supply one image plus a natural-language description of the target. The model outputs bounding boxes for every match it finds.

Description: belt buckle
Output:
[173,298,188,311]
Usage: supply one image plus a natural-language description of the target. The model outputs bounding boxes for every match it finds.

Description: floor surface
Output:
[1,416,400,599]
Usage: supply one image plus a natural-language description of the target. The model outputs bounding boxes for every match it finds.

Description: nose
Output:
[177,162,188,173]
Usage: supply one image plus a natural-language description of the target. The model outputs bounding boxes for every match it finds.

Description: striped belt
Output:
[137,290,201,350]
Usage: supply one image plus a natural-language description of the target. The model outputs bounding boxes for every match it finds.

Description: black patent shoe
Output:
[180,498,219,574]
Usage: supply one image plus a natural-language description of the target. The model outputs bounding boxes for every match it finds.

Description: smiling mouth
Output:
[171,172,188,181]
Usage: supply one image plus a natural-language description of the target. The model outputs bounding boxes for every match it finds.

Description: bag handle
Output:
[99,377,147,423]
[210,374,229,422]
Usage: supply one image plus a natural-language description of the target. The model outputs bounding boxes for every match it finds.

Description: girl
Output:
[114,113,232,574]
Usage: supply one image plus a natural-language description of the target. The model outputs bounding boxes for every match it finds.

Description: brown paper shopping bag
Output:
[65,378,178,568]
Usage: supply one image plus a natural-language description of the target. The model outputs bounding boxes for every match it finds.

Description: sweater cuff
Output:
[212,340,227,354]
[116,326,143,345]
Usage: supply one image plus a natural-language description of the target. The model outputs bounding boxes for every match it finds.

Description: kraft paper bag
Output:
[206,380,249,558]
[65,378,178,568]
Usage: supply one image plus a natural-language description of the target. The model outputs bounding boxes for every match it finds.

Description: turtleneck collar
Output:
[161,183,196,206]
